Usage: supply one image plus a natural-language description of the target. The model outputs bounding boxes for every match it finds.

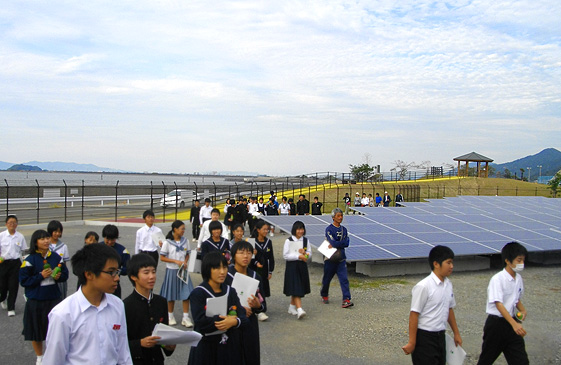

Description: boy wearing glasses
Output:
[44,243,132,364]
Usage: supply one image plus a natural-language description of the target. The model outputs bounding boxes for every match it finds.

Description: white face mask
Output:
[512,263,524,273]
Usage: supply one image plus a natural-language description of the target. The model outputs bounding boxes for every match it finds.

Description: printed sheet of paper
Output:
[246,238,256,259]
[445,333,466,365]
[152,323,202,346]
[288,239,302,256]
[206,295,228,335]
[231,272,260,307]
[151,231,166,248]
[177,264,189,284]
[187,252,201,273]
[318,240,337,259]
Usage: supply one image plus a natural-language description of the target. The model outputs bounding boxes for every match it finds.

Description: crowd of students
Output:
[0,199,533,364]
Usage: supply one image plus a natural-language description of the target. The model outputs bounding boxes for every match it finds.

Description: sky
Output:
[1,0,560,176]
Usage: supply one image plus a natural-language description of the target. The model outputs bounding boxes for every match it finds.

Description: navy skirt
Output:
[22,298,61,341]
[283,260,311,297]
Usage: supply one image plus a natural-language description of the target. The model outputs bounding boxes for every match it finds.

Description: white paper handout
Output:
[151,231,166,248]
[187,251,201,273]
[206,295,227,317]
[288,239,302,256]
[152,323,202,346]
[445,333,466,365]
[231,272,260,307]
[318,240,337,259]
[246,238,256,259]
[177,264,189,284]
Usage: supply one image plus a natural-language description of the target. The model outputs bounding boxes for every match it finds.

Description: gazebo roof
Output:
[453,152,493,162]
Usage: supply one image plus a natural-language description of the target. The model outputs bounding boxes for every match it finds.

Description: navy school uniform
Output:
[201,237,231,262]
[283,237,311,297]
[123,290,173,365]
[250,237,274,297]
[225,265,267,365]
[19,250,69,341]
[187,281,248,365]
[109,242,130,299]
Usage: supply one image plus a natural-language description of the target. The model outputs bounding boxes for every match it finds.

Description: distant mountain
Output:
[0,161,14,170]
[8,164,42,171]
[22,161,127,173]
[492,148,561,180]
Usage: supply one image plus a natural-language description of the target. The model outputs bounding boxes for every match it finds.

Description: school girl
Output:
[200,221,231,262]
[283,221,311,319]
[225,240,267,365]
[249,219,274,321]
[84,231,99,245]
[47,220,70,299]
[159,220,195,328]
[19,229,69,364]
[187,251,248,365]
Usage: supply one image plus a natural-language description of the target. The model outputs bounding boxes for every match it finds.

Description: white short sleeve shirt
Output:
[485,268,523,317]
[0,230,27,260]
[410,272,456,332]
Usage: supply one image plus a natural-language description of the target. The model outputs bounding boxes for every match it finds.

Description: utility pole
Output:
[537,165,542,181]
[526,167,531,182]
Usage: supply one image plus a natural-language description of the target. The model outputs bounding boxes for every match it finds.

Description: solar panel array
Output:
[262,196,561,262]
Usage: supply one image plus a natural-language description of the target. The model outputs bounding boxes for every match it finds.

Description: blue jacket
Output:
[19,250,69,300]
[110,242,131,276]
[325,224,350,260]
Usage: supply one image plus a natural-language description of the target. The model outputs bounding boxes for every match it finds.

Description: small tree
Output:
[548,170,561,197]
[504,168,512,179]
[393,160,417,180]
[349,163,375,182]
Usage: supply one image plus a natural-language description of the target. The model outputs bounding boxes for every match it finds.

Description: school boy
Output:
[311,197,323,215]
[401,245,462,365]
[197,209,229,249]
[190,200,201,242]
[0,215,28,316]
[476,242,529,365]
[103,224,131,298]
[320,208,353,308]
[124,254,175,365]
[199,198,213,224]
[43,243,132,364]
[296,194,309,215]
[135,210,163,268]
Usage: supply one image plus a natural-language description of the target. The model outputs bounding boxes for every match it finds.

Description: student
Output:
[102,224,130,299]
[187,251,248,365]
[264,198,277,237]
[311,197,323,215]
[44,243,132,364]
[225,241,266,365]
[375,193,382,207]
[395,191,404,207]
[368,194,374,207]
[383,191,392,207]
[201,221,231,262]
[320,208,353,308]
[360,193,369,207]
[159,220,194,327]
[342,193,351,214]
[353,192,361,209]
[296,194,310,215]
[124,254,176,365]
[197,208,229,249]
[84,231,99,245]
[20,229,69,364]
[401,245,462,364]
[224,199,237,232]
[0,215,28,316]
[199,198,213,224]
[47,220,70,299]
[283,221,311,319]
[288,198,296,216]
[476,242,529,365]
[257,197,266,215]
[249,219,274,321]
[190,199,201,242]
[278,196,290,216]
[135,210,163,268]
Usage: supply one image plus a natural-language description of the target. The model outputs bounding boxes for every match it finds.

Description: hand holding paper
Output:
[151,323,202,346]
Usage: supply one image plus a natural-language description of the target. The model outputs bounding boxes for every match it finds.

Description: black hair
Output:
[166,220,185,240]
[428,245,455,270]
[84,231,99,242]
[143,210,155,219]
[5,215,18,223]
[288,198,294,203]
[299,194,305,198]
[194,199,200,203]
[231,240,253,260]
[102,224,119,239]
[47,220,64,235]
[29,229,50,252]
[230,200,236,205]
[501,241,528,266]
[313,196,319,200]
[204,198,211,203]
[251,219,270,238]
[209,220,223,235]
[127,253,157,286]
[72,243,121,286]
[201,251,228,282]
[291,221,306,236]
[211,208,220,215]
[282,196,287,201]
[376,193,380,196]
[232,223,244,233]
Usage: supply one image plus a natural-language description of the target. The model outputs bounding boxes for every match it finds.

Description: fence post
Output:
[174,182,178,221]
[4,179,9,218]
[35,179,40,224]
[63,179,68,222]
[114,180,119,222]
[162,181,166,223]
[150,182,154,210]
[81,180,85,221]
[478,186,480,196]
[535,187,538,196]
[213,182,217,206]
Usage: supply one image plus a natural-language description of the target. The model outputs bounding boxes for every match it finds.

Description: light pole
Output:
[537,165,542,181]
[526,167,531,182]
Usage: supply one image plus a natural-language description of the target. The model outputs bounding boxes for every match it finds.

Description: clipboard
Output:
[151,231,166,248]
[231,272,259,307]
[445,333,466,365]
[318,240,337,259]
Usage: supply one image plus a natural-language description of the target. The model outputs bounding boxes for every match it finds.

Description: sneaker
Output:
[257,312,269,321]
[7,310,15,317]
[36,355,43,365]
[269,232,274,237]
[297,308,306,319]
[192,238,197,242]
[181,317,193,328]
[321,296,329,304]
[0,301,7,310]
[168,315,177,326]
[288,306,298,316]
[342,299,354,308]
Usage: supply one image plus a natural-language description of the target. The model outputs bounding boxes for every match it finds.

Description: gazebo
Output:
[453,152,494,178]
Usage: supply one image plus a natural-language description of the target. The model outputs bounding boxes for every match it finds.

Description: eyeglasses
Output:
[100,269,121,277]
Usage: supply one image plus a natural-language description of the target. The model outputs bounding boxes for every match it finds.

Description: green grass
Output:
[348,277,409,289]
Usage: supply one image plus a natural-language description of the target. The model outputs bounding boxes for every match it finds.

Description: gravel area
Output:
[3,223,560,364]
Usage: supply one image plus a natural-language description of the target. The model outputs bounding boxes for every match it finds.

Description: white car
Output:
[160,190,187,208]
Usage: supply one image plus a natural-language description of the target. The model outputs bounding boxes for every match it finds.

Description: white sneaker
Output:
[8,310,15,317]
[0,301,7,310]
[168,315,177,326]
[297,308,306,319]
[257,312,269,321]
[288,306,298,315]
[181,317,193,328]
[192,238,197,242]
[36,355,43,364]
[269,232,274,237]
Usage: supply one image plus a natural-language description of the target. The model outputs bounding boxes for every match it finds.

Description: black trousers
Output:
[140,250,160,268]
[477,315,529,365]
[192,222,201,240]
[0,259,21,311]
[411,329,446,365]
